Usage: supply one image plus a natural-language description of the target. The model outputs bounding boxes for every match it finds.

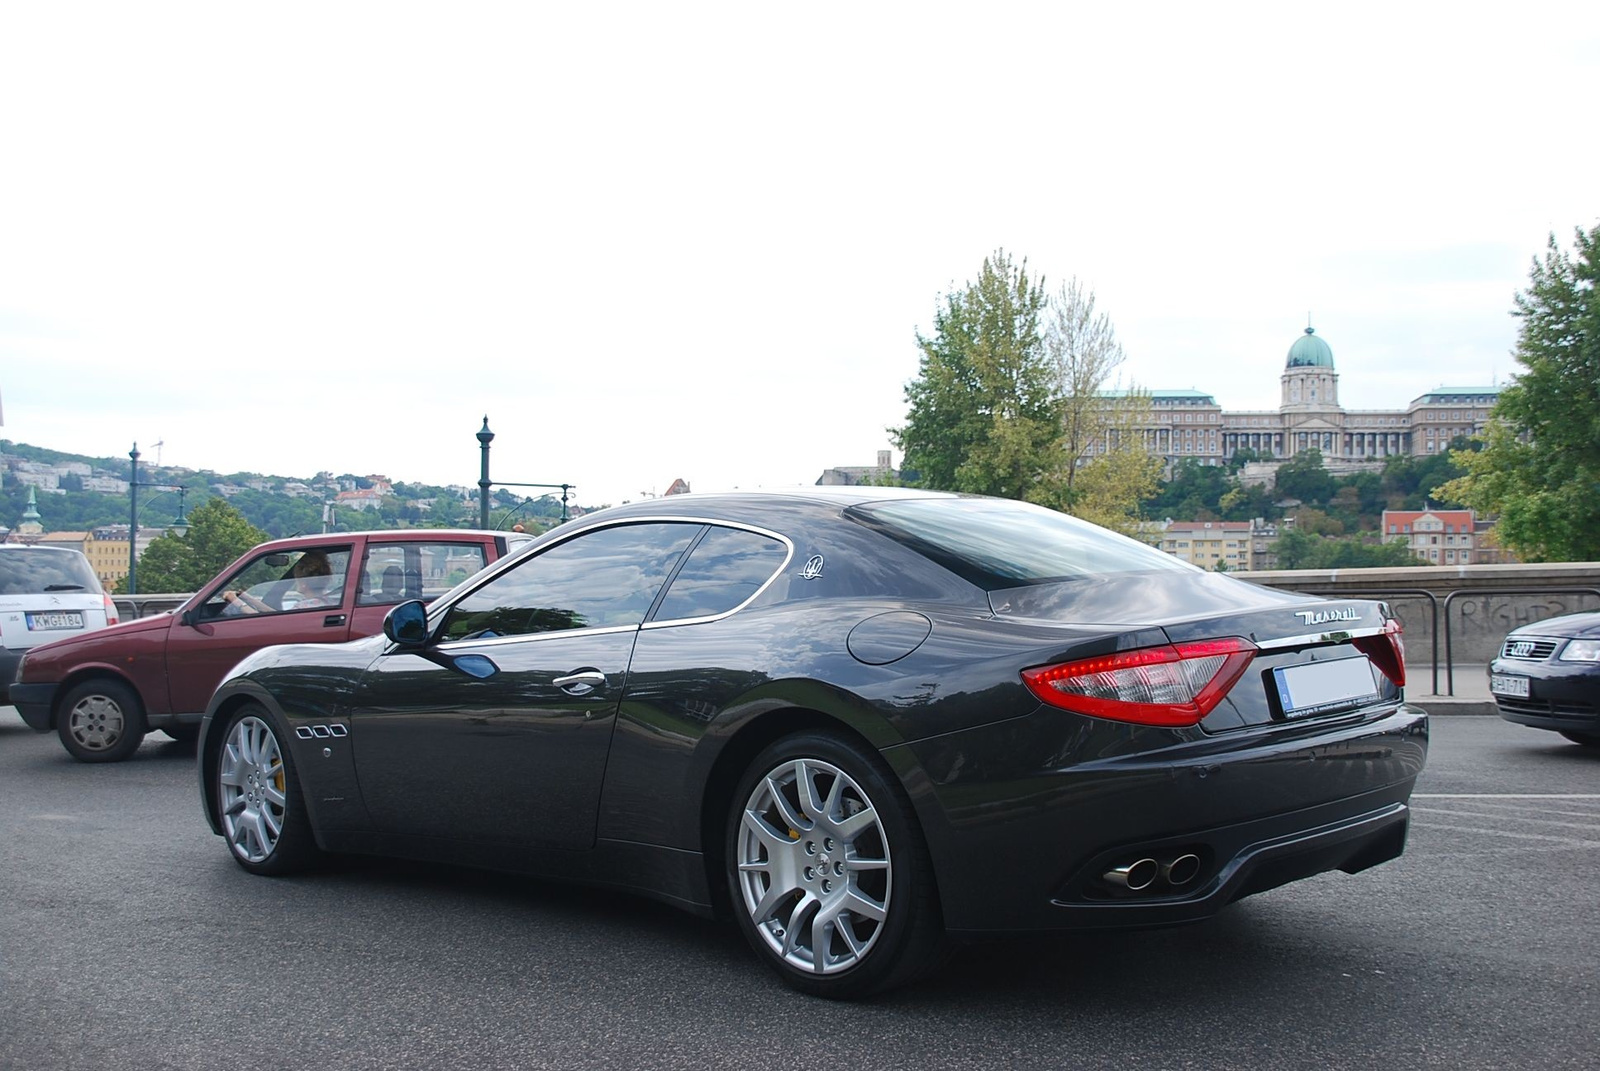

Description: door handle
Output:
[323,614,347,627]
[553,670,607,695]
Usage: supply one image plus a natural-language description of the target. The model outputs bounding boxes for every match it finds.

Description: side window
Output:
[204,547,352,618]
[438,523,700,643]
[359,542,488,606]
[653,526,788,622]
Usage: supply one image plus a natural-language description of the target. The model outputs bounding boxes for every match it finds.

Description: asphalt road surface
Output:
[2,706,1596,1071]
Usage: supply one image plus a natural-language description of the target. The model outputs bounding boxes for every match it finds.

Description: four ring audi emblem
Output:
[1507,641,1537,658]
[295,724,348,740]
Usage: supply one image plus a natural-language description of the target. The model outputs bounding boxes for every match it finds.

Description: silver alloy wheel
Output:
[736,757,892,975]
[65,693,126,752]
[219,715,288,864]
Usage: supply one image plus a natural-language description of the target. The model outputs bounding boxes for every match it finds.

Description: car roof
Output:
[243,529,509,551]
[588,486,959,520]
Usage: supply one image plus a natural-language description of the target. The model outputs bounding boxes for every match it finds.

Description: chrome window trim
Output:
[435,623,643,650]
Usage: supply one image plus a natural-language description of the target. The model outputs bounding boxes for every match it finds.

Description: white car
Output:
[0,545,118,705]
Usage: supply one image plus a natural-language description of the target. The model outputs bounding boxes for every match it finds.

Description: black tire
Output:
[56,679,147,763]
[1558,731,1600,748]
[212,703,320,875]
[161,725,200,745]
[725,731,944,999]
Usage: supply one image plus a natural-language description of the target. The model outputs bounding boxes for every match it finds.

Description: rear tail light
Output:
[103,593,120,626]
[1351,618,1405,687]
[1022,638,1258,727]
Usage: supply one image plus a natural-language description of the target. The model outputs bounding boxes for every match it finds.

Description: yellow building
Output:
[85,526,162,591]
[1158,521,1256,570]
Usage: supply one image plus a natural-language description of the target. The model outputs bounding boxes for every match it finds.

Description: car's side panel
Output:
[345,629,636,851]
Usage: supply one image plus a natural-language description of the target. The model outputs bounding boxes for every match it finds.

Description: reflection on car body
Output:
[196,489,1428,998]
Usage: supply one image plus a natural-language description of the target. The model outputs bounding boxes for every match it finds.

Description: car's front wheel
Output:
[726,731,943,998]
[1559,730,1600,748]
[214,704,319,875]
[56,679,146,763]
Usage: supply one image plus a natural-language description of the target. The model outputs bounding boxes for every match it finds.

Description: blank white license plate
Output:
[1490,674,1530,698]
[1273,656,1380,718]
[26,611,83,631]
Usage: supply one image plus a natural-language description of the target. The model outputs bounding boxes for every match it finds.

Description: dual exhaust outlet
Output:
[1103,853,1202,892]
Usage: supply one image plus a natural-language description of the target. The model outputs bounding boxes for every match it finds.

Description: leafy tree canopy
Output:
[893,249,1061,500]
[1437,224,1600,562]
[118,497,267,594]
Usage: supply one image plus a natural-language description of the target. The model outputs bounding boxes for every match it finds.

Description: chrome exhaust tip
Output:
[1104,858,1159,891]
[1161,853,1202,887]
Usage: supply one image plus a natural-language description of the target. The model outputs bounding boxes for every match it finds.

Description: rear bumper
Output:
[8,681,59,731]
[894,702,1428,933]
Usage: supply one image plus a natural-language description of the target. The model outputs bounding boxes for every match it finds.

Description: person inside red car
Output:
[224,551,341,614]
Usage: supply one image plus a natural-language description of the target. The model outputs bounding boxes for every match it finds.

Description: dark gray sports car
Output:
[198,489,1427,997]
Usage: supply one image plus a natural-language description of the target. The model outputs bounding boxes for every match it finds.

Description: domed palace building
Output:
[1102,324,1499,476]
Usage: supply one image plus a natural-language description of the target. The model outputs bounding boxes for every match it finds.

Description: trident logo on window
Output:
[800,555,825,580]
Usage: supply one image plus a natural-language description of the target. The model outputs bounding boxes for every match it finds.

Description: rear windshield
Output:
[846,497,1193,590]
[0,548,104,595]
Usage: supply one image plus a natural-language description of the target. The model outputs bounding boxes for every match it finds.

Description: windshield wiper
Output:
[44,584,86,591]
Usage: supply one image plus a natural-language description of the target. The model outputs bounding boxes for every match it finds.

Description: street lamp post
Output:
[477,417,495,530]
[473,417,575,528]
[127,442,190,596]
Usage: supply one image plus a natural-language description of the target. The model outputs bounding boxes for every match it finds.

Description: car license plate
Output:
[26,611,84,631]
[1272,656,1380,719]
[1490,674,1530,698]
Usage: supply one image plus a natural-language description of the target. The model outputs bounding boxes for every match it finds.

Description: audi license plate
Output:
[26,611,83,631]
[1490,674,1530,698]
[1272,656,1380,719]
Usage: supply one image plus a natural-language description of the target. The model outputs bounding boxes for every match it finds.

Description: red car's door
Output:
[346,536,498,637]
[165,541,361,715]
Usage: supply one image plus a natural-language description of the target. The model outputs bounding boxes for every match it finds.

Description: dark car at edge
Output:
[1489,611,1600,747]
[197,489,1428,997]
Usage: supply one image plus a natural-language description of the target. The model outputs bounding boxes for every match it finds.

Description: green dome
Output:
[1287,326,1334,368]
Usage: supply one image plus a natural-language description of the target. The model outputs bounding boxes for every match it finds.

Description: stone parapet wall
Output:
[1234,562,1600,664]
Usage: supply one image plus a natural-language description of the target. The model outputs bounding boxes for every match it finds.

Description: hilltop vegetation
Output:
[0,440,569,539]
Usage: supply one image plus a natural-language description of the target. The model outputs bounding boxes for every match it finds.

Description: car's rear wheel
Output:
[1558,730,1600,748]
[726,731,943,999]
[57,679,146,763]
[215,704,319,875]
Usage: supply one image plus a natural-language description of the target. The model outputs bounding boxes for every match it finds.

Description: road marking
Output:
[1413,820,1600,848]
[1411,805,1600,832]
[1412,793,1600,799]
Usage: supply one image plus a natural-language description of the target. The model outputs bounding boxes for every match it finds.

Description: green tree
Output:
[893,249,1061,499]
[1037,278,1126,507]
[1274,448,1336,506]
[1063,395,1164,535]
[1272,527,1417,569]
[119,497,267,594]
[1438,225,1600,561]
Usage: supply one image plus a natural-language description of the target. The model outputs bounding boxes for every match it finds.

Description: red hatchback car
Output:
[12,529,528,762]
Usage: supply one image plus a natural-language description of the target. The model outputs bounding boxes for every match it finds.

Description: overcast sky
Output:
[2,3,1596,509]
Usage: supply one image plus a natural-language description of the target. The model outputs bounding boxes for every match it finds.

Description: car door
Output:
[165,542,359,715]
[347,521,703,850]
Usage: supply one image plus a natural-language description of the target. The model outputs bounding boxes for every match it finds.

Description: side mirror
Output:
[383,600,431,647]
